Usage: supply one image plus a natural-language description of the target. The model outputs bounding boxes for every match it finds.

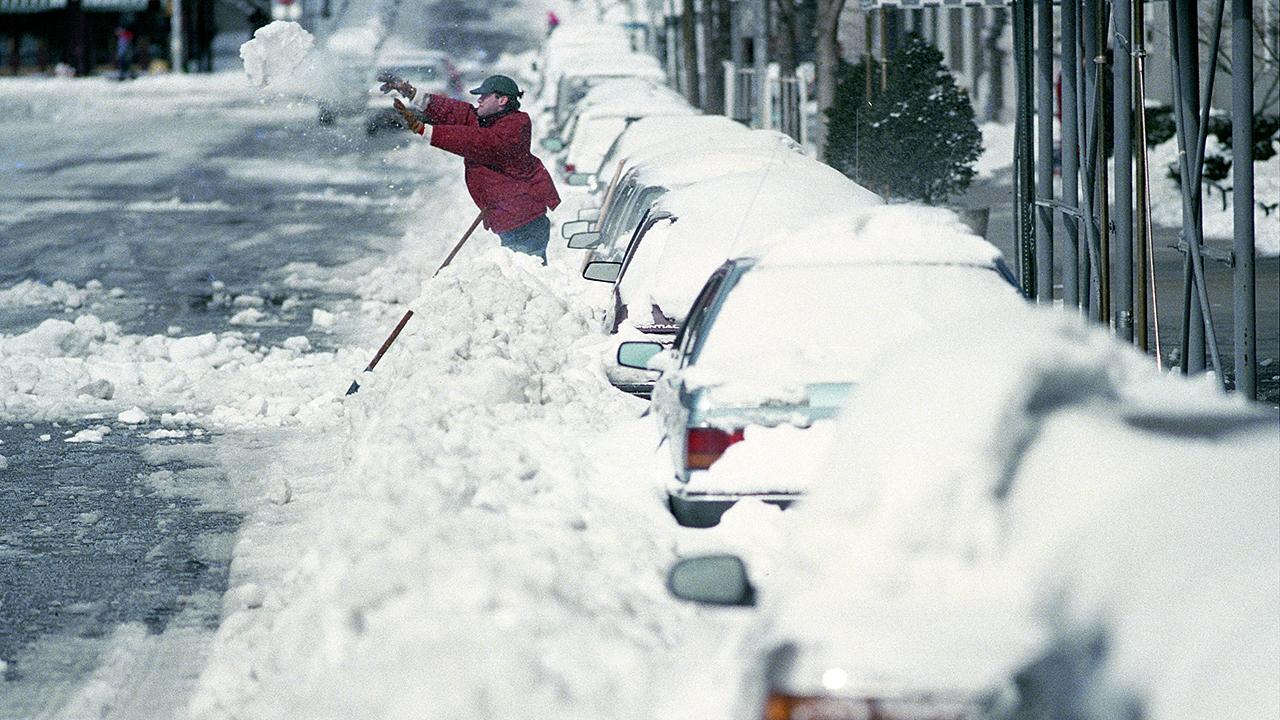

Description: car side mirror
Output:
[540,137,564,152]
[582,261,622,283]
[567,231,602,249]
[561,219,593,239]
[566,172,597,187]
[667,555,756,607]
[617,340,665,370]
[578,208,601,222]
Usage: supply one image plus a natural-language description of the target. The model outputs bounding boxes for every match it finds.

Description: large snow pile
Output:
[0,313,349,426]
[187,251,699,719]
[239,21,315,88]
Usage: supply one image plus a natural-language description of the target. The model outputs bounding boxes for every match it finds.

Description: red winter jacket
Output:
[422,95,561,234]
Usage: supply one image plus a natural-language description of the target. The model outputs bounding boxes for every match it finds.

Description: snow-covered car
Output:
[538,23,636,96]
[543,55,667,133]
[663,307,1279,718]
[364,50,461,134]
[619,207,1023,526]
[564,134,811,264]
[544,83,694,180]
[581,164,880,398]
[581,114,759,195]
[541,76,674,149]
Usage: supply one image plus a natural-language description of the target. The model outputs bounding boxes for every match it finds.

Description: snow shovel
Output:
[344,211,485,396]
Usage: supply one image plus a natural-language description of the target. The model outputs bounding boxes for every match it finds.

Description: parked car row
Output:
[539,24,1019,528]
[538,19,1278,720]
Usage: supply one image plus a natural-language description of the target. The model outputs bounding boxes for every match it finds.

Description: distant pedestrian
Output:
[380,73,561,264]
[546,11,560,35]
[114,26,135,80]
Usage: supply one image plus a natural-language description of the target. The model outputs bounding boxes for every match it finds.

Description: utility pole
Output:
[1114,0,1135,339]
[1034,0,1053,303]
[170,0,186,73]
[1232,0,1257,398]
[1061,0,1080,310]
[1012,0,1035,297]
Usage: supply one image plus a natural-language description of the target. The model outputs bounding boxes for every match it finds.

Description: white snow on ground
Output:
[975,121,1016,178]
[177,63,732,718]
[1146,134,1280,256]
[975,121,1280,255]
[0,279,96,309]
[3,6,1273,719]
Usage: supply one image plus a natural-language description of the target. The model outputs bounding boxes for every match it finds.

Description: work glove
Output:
[377,71,415,98]
[393,98,430,138]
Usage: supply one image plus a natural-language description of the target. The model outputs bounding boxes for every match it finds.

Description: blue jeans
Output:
[497,215,550,264]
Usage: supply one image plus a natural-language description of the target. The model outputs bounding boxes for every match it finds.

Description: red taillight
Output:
[765,692,973,720]
[564,163,576,174]
[685,427,744,471]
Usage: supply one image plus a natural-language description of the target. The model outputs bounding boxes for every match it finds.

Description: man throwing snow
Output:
[382,73,560,264]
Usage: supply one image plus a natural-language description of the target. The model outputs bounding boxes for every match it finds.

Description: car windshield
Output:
[687,263,1014,387]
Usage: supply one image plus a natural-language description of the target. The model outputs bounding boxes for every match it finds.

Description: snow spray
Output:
[239,21,315,88]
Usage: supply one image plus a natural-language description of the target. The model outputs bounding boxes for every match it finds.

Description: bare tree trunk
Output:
[774,0,799,75]
[814,0,847,154]
[703,0,730,113]
[682,0,702,106]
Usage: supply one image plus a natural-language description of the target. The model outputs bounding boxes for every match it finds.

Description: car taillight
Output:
[685,427,744,471]
[765,692,972,720]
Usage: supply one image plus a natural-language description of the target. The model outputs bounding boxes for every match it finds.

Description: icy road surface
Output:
[0,63,753,719]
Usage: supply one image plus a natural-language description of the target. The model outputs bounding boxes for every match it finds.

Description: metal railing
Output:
[722,61,812,147]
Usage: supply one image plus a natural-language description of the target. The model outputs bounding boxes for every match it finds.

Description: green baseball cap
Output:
[469,74,523,98]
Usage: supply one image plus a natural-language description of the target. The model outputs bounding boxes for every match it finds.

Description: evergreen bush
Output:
[824,34,982,204]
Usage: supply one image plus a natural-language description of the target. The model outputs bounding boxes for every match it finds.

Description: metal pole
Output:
[1061,0,1081,310]
[1172,0,1198,368]
[1171,0,1229,380]
[866,11,875,101]
[1133,0,1151,351]
[171,0,186,73]
[1232,0,1257,398]
[1113,0,1134,339]
[754,0,767,127]
[1080,0,1099,315]
[1095,0,1111,325]
[1014,0,1036,297]
[1035,0,1054,303]
[730,0,743,69]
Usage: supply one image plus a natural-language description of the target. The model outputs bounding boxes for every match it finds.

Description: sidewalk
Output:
[959,175,1280,406]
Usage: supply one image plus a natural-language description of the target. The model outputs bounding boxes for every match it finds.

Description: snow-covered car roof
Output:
[618,163,881,323]
[759,308,1278,706]
[545,22,632,49]
[757,205,1005,269]
[596,115,753,174]
[683,259,1024,392]
[548,53,664,84]
[570,77,683,115]
[623,128,801,174]
[571,88,691,122]
[625,142,814,191]
[565,107,699,176]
